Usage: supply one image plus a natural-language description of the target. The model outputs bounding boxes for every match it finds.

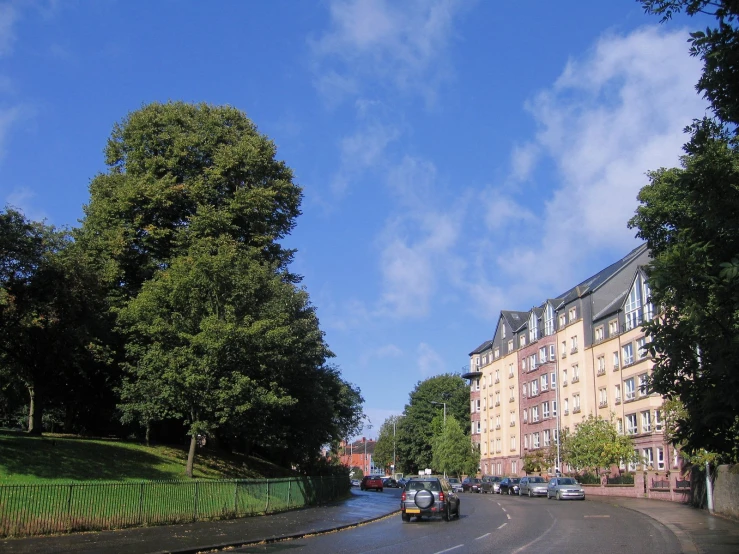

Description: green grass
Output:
[0,430,297,484]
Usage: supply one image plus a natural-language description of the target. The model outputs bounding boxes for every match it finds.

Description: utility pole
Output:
[393,417,396,477]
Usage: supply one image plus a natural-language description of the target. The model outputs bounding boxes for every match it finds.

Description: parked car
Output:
[383,477,400,488]
[499,477,520,495]
[519,476,548,497]
[350,479,361,487]
[547,477,585,500]
[360,475,384,492]
[461,477,482,493]
[398,477,409,488]
[481,475,502,494]
[400,477,460,522]
[447,477,464,493]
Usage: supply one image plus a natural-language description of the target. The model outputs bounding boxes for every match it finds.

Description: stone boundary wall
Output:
[581,470,691,503]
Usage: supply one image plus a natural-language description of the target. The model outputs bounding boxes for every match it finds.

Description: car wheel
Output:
[443,504,451,522]
[402,512,411,522]
[556,491,562,501]
[379,488,383,492]
[518,489,522,496]
[528,489,532,497]
[414,490,434,510]
[455,502,461,518]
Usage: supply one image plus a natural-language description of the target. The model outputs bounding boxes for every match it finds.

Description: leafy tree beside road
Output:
[373,415,402,473]
[632,0,739,462]
[431,415,479,477]
[562,415,638,475]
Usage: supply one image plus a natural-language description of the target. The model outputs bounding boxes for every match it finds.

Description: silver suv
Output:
[400,477,461,522]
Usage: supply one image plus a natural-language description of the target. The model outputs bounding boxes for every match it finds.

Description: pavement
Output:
[0,489,737,554]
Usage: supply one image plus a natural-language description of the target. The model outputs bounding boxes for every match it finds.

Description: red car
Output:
[461,477,482,493]
[360,475,384,492]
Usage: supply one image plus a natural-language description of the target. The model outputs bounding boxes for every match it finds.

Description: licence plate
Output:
[405,508,420,514]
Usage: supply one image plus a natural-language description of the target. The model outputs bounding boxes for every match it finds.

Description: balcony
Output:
[563,381,568,387]
[570,347,578,354]
[564,409,569,415]
[495,401,500,407]
[561,352,567,359]
[495,378,500,384]
[615,398,621,405]
[571,376,579,383]
[613,363,620,371]
[495,424,501,430]
[597,368,606,376]
[573,407,581,414]
[510,421,516,427]
[509,397,515,403]
[599,401,608,408]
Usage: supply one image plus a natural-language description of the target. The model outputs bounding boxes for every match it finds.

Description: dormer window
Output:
[544,304,554,336]
[529,312,538,342]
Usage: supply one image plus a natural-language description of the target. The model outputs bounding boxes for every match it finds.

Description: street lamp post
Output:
[393,418,396,477]
[430,401,447,426]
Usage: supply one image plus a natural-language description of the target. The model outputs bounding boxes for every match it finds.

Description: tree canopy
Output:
[372,415,401,473]
[430,415,479,477]
[632,0,739,462]
[394,374,470,475]
[562,415,638,474]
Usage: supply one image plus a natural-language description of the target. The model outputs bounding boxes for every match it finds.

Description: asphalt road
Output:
[227,488,682,554]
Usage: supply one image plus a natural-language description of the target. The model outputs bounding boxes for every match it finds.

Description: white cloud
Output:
[510,142,539,182]
[0,104,24,161]
[0,3,19,57]
[492,26,706,296]
[311,0,470,105]
[417,342,444,376]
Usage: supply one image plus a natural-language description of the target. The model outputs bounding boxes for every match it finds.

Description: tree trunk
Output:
[27,385,43,435]
[186,433,197,478]
[145,421,152,447]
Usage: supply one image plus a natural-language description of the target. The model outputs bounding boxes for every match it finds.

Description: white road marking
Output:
[584,515,610,518]
[501,507,507,512]
[497,523,508,529]
[434,545,464,554]
[507,513,511,520]
[496,502,501,506]
[476,533,491,540]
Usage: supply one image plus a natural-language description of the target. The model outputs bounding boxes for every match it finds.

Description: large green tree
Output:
[0,208,111,434]
[430,415,479,477]
[632,0,739,461]
[562,415,638,475]
[395,374,470,475]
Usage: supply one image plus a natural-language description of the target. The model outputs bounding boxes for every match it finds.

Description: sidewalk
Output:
[0,489,401,554]
[588,496,739,554]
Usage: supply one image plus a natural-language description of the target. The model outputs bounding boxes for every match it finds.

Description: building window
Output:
[625,279,643,331]
[523,409,528,423]
[643,447,654,468]
[496,415,501,429]
[641,410,652,433]
[622,343,634,366]
[599,387,607,408]
[562,368,568,386]
[609,319,619,336]
[626,414,637,435]
[511,461,517,473]
[657,447,665,470]
[529,312,539,342]
[508,340,513,352]
[533,432,540,448]
[613,351,620,369]
[573,393,581,412]
[543,429,551,447]
[597,356,606,375]
[539,347,547,364]
[531,380,539,396]
[494,347,500,359]
[655,409,663,431]
[495,369,500,383]
[510,410,516,426]
[625,378,635,401]
[495,391,501,405]
[629,449,638,471]
[595,325,604,342]
[614,384,621,404]
[520,335,526,347]
[564,398,569,414]
[561,340,567,358]
[543,401,550,418]
[524,434,529,449]
[569,307,576,322]
[559,314,566,328]
[552,400,557,416]
[541,373,549,391]
[476,399,480,412]
[530,354,537,370]
[509,363,514,378]
[476,421,481,434]
[532,406,540,422]
[638,373,649,397]
[637,337,648,359]
[522,359,526,371]
[511,436,516,451]
[545,304,555,336]
[617,418,623,434]
[570,336,578,354]
[549,344,556,361]
[502,325,506,339]
[571,364,580,383]
[476,378,480,391]
[551,371,557,388]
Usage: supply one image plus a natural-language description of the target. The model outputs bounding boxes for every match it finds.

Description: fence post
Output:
[234,480,238,516]
[194,481,199,522]
[66,484,73,532]
[138,482,145,525]
[288,479,292,509]
[265,480,270,513]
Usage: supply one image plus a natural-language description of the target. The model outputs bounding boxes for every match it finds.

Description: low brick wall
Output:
[581,471,691,503]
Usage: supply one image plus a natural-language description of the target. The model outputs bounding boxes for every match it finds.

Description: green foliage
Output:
[430,416,479,477]
[372,415,401,472]
[562,415,638,474]
[394,374,470,475]
[634,1,739,463]
[522,451,547,475]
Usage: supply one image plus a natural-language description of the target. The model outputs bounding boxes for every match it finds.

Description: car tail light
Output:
[439,491,445,502]
[401,491,406,501]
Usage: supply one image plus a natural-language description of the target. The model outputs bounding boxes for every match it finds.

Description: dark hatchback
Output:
[461,477,482,493]
[499,477,520,495]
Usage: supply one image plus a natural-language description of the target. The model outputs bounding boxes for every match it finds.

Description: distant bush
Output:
[577,472,600,484]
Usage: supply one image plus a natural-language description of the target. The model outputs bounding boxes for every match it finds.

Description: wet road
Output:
[228,489,682,554]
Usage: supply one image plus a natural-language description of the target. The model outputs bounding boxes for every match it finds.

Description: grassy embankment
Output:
[0,429,296,483]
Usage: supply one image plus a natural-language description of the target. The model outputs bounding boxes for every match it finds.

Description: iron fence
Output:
[0,476,349,538]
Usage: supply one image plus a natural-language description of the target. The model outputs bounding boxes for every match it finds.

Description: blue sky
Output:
[1,1,707,439]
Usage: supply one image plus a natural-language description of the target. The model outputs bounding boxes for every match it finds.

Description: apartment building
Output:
[465,244,675,476]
